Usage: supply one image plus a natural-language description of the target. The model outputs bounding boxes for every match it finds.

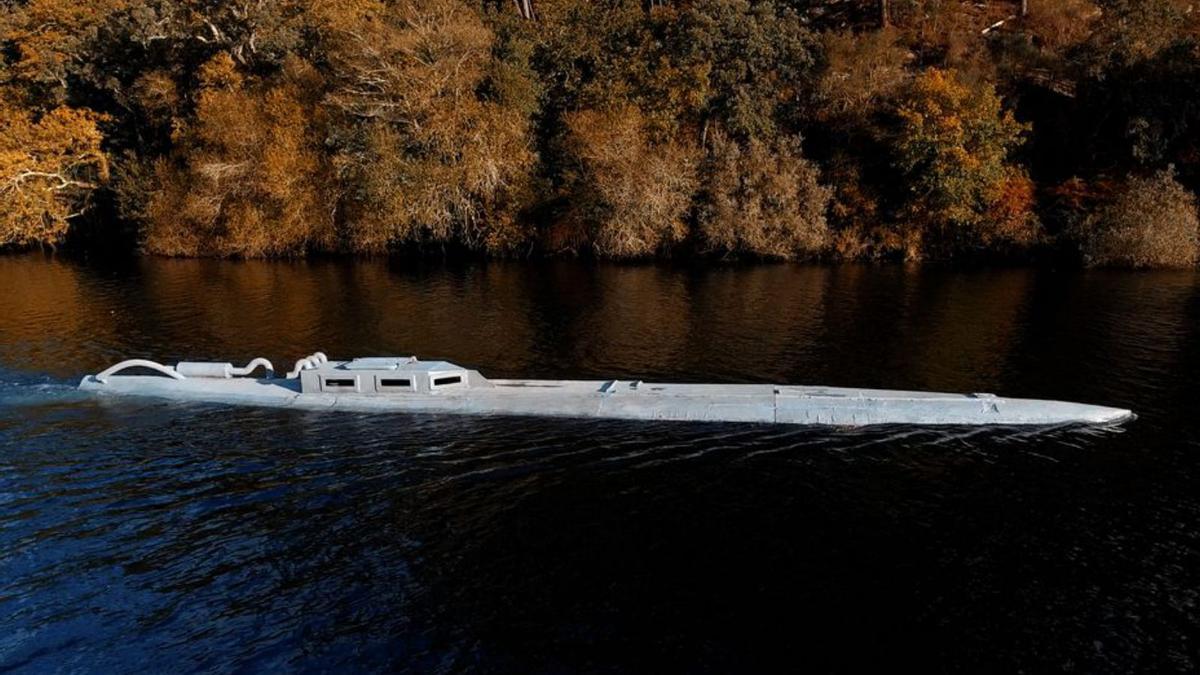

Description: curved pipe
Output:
[95,359,185,384]
[286,351,329,379]
[230,358,275,378]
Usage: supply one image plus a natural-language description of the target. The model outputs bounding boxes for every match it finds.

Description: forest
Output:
[1,0,1199,265]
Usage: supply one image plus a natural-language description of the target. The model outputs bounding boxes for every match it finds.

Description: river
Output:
[1,254,1198,672]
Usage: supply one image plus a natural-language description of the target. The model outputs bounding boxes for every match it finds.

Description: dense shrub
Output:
[1082,169,1200,267]
[141,55,334,257]
[562,106,700,258]
[698,131,831,259]
[326,0,537,254]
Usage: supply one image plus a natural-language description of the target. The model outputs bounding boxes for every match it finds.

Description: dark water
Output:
[1,254,1198,673]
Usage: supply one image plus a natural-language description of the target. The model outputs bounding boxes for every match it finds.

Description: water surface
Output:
[1,254,1198,672]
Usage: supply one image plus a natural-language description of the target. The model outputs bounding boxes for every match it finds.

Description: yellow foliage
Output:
[562,106,700,258]
[699,130,830,259]
[894,68,1035,257]
[0,97,109,246]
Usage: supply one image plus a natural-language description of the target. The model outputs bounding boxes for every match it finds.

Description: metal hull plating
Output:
[77,375,1133,427]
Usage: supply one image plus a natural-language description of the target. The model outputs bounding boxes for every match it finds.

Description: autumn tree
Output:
[893,68,1037,258]
[698,130,830,259]
[141,54,334,257]
[561,106,700,257]
[326,0,537,253]
[0,97,109,247]
[0,0,130,104]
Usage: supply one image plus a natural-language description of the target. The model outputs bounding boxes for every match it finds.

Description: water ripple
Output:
[1,258,1198,672]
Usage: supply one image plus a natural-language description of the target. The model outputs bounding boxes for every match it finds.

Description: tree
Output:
[0,97,109,247]
[666,0,819,140]
[326,0,537,253]
[561,105,699,258]
[814,28,909,126]
[0,0,130,104]
[1080,0,1199,70]
[698,130,830,259]
[1092,42,1200,181]
[141,54,335,256]
[893,68,1036,257]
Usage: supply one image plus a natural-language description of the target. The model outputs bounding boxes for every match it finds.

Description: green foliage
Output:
[1080,0,1197,70]
[892,68,1036,257]
[667,0,819,139]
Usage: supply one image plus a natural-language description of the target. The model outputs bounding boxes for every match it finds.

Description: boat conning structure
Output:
[77,352,1134,426]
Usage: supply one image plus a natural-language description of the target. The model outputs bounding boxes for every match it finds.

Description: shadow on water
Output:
[1,254,1199,672]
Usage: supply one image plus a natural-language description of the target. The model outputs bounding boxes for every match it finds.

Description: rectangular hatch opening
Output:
[322,376,359,392]
[377,377,414,392]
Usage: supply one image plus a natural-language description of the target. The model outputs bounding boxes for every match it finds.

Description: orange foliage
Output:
[0,0,129,96]
[562,106,700,258]
[984,170,1040,247]
[142,55,335,257]
[0,97,109,246]
[327,0,536,253]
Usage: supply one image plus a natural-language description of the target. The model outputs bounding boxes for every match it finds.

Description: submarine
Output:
[78,352,1134,427]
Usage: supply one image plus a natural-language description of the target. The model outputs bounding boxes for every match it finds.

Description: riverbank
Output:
[4,1,1200,267]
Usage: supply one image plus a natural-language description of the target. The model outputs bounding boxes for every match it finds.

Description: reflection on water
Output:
[1,254,1199,672]
[3,255,1196,397]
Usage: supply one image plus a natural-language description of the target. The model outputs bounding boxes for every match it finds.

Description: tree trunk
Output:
[1020,0,1028,17]
[880,0,890,28]
[513,0,535,20]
